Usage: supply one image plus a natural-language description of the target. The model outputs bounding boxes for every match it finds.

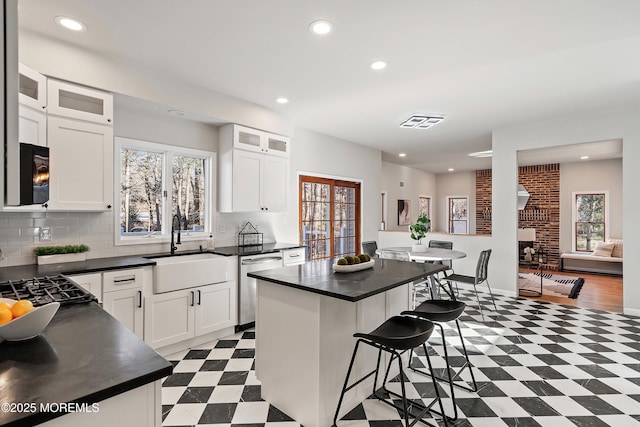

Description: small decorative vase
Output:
[412,244,427,252]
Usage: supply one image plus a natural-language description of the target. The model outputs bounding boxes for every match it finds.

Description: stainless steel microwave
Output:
[19,143,49,205]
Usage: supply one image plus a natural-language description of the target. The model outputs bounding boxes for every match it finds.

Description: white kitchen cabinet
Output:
[225,123,289,157]
[18,104,46,147]
[67,272,103,303]
[144,281,236,349]
[102,288,144,339]
[47,78,113,125]
[102,268,145,338]
[195,281,237,336]
[19,63,47,111]
[46,116,113,211]
[221,147,287,212]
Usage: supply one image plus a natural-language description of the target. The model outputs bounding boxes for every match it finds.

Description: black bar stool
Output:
[333,315,448,427]
[402,299,478,421]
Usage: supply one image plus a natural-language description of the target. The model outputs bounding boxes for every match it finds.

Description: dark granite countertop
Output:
[0,256,156,282]
[248,258,446,302]
[211,242,303,257]
[0,302,173,426]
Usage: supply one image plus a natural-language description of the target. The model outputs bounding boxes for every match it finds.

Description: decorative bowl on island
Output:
[0,298,60,342]
[333,259,375,273]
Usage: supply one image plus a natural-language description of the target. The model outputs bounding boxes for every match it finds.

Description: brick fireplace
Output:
[475,164,560,269]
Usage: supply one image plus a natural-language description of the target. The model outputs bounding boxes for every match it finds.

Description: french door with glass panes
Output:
[299,176,361,261]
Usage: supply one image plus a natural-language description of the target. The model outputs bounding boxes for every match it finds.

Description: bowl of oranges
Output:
[0,298,60,342]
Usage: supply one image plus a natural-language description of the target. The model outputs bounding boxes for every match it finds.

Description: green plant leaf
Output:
[34,244,89,256]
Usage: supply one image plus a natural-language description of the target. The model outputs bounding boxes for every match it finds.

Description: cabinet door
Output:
[47,116,114,211]
[19,63,46,111]
[232,150,262,211]
[18,105,47,147]
[47,79,113,125]
[144,289,195,349]
[261,155,287,211]
[67,272,103,303]
[195,281,237,336]
[103,288,144,339]
[232,125,263,153]
[264,133,289,157]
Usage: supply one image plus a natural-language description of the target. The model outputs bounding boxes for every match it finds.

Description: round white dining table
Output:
[377,246,466,262]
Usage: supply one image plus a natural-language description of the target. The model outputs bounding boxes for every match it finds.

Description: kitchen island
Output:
[249,258,445,427]
[0,302,173,427]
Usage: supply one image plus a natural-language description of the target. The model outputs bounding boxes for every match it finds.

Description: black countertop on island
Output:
[248,258,446,302]
[0,302,173,427]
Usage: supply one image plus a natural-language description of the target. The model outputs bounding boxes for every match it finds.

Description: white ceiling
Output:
[18,0,638,172]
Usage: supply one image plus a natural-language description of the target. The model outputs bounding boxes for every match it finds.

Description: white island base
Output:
[255,280,411,427]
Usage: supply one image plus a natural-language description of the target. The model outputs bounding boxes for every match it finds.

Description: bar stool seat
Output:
[402,300,478,421]
[333,315,448,427]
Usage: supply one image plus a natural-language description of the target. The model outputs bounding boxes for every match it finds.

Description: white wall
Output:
[282,128,382,245]
[559,158,623,253]
[493,108,640,316]
[434,171,476,234]
[381,162,436,232]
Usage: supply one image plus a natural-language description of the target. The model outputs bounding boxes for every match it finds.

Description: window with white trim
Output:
[115,137,215,244]
[573,192,608,252]
[447,196,468,234]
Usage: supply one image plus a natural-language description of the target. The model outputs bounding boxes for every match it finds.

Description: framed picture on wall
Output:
[397,199,411,226]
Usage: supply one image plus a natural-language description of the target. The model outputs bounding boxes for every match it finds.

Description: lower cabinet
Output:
[144,281,236,349]
[67,272,103,303]
[102,288,144,339]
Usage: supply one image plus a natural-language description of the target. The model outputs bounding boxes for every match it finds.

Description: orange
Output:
[0,308,12,325]
[10,300,34,318]
[0,301,12,312]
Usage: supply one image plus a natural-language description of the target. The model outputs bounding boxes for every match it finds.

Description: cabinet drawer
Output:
[103,268,144,292]
[282,248,306,266]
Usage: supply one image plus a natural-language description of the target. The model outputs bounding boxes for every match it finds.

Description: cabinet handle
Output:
[42,203,48,209]
[107,204,112,209]
[197,290,202,305]
[137,290,142,308]
[113,275,136,285]
[191,291,195,307]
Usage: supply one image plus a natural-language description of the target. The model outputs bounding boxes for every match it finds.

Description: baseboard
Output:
[624,307,640,317]
[454,282,517,298]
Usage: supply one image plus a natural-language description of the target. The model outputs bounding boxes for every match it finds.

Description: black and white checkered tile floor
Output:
[162,290,640,426]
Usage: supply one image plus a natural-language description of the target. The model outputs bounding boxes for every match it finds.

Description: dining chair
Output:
[444,249,497,320]
[361,241,378,258]
[378,249,410,261]
[427,240,457,296]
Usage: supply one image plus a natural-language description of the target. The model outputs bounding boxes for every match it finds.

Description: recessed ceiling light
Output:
[55,16,86,32]
[399,115,444,129]
[168,110,185,116]
[309,20,332,35]
[370,60,387,70]
[398,153,406,157]
[448,168,455,172]
[276,97,289,104]
[468,150,493,158]
[580,155,589,160]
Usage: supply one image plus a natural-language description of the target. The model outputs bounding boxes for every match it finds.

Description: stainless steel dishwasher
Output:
[238,252,284,330]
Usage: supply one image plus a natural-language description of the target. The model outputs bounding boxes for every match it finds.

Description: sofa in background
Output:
[560,238,623,275]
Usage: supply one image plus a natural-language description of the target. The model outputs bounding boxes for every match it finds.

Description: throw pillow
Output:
[607,238,623,258]
[593,241,615,257]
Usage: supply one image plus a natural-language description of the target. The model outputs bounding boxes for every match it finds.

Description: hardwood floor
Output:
[519,268,623,313]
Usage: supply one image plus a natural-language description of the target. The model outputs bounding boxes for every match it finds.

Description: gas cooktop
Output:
[0,275,97,306]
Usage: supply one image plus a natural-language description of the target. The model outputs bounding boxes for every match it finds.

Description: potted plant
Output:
[409,213,431,252]
[34,244,89,265]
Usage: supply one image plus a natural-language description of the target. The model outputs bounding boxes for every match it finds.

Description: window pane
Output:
[576,223,605,251]
[576,194,604,222]
[419,197,430,218]
[172,156,206,232]
[120,148,163,235]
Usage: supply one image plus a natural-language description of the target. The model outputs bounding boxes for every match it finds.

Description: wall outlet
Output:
[39,227,52,241]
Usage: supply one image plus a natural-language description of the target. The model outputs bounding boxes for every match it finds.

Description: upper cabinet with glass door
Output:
[231,124,289,157]
[19,63,47,111]
[47,78,113,126]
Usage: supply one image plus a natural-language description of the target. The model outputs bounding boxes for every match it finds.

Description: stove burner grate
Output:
[0,275,97,306]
